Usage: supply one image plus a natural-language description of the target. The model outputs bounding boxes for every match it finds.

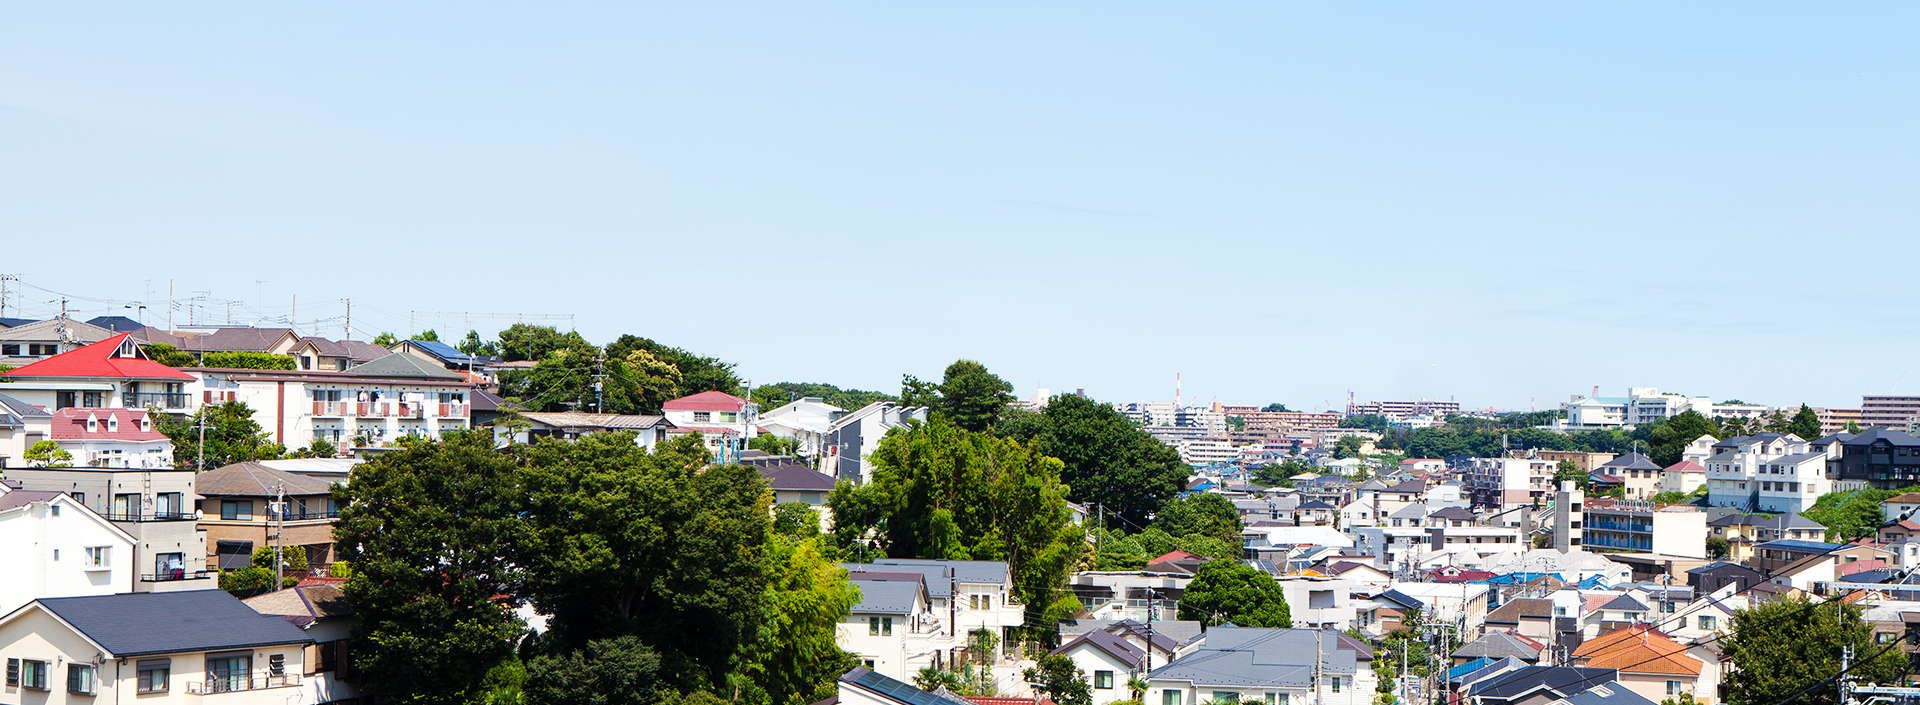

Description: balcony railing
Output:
[272,508,341,521]
[187,675,300,694]
[438,403,469,417]
[141,569,214,583]
[125,392,190,410]
[396,403,422,419]
[313,401,344,416]
[102,509,197,522]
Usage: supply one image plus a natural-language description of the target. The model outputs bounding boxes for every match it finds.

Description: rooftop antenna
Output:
[1591,385,1599,399]
[1175,372,1181,408]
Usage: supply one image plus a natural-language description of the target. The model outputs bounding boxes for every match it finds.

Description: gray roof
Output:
[1147,627,1356,687]
[1600,453,1661,471]
[1452,631,1543,661]
[1467,666,1619,702]
[1051,629,1144,664]
[1389,503,1428,519]
[33,590,312,656]
[1429,506,1477,521]
[345,352,466,380]
[1766,452,1827,466]
[760,464,837,492]
[848,579,922,615]
[1558,684,1660,705]
[1844,428,1920,448]
[868,558,1009,585]
[517,412,670,431]
[0,391,50,429]
[838,667,960,705]
[0,490,67,512]
[844,563,951,599]
[1059,619,1204,651]
[1599,594,1649,612]
[1485,598,1555,624]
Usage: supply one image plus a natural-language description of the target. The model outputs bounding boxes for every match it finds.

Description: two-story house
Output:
[502,411,675,451]
[1831,428,1920,490]
[1703,433,1821,512]
[0,318,115,367]
[243,582,359,704]
[1597,453,1664,501]
[826,402,931,484]
[757,397,847,458]
[43,407,174,469]
[1146,627,1370,705]
[836,572,935,680]
[195,463,341,571]
[0,489,135,615]
[0,333,197,414]
[0,591,313,704]
[2,465,208,593]
[0,391,53,466]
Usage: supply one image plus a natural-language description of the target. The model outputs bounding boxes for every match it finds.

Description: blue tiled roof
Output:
[1755,539,1844,553]
[407,339,474,362]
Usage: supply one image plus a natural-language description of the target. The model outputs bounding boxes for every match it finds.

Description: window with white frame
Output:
[84,546,110,569]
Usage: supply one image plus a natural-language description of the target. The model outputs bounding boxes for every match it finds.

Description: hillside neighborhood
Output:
[3,314,1919,705]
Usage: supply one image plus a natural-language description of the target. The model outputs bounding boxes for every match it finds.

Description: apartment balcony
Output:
[312,401,346,417]
[395,403,422,419]
[437,403,469,417]
[141,569,214,583]
[125,392,191,410]
[187,674,300,694]
[103,509,198,522]
[273,508,341,521]
[355,402,389,417]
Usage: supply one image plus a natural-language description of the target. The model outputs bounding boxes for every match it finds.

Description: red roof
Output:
[1148,550,1199,564]
[49,408,169,441]
[1,333,194,381]
[663,390,750,412]
[1840,558,1888,576]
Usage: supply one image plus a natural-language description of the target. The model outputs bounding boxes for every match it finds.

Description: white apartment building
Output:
[186,353,474,453]
[1461,457,1555,511]
[1177,438,1238,467]
[1703,433,1831,513]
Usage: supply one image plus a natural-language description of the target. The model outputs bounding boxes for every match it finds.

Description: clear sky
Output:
[3,4,1916,412]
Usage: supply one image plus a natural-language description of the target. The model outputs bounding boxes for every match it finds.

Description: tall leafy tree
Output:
[1647,410,1721,466]
[1022,655,1092,705]
[460,330,500,357]
[995,394,1188,529]
[157,400,285,469]
[751,382,896,414]
[1788,404,1823,441]
[333,430,530,705]
[606,335,742,398]
[1150,493,1242,547]
[1179,560,1291,628]
[1260,403,1292,413]
[861,415,1084,627]
[733,535,863,705]
[140,343,197,367]
[1722,595,1903,705]
[910,359,1014,432]
[498,324,592,363]
[516,432,769,690]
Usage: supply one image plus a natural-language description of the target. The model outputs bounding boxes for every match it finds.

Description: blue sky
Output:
[3,4,1916,412]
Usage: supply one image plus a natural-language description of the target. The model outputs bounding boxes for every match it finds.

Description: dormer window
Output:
[86,416,98,433]
[108,416,119,433]
[140,417,151,431]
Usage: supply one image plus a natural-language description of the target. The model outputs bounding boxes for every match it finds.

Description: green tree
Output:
[860,415,1083,629]
[1022,655,1092,705]
[299,437,339,459]
[157,401,286,469]
[926,360,1015,433]
[461,330,500,357]
[750,434,800,457]
[751,383,896,415]
[734,535,862,705]
[1178,560,1291,628]
[1342,414,1391,435]
[416,329,441,343]
[1552,460,1587,490]
[1252,460,1313,488]
[912,667,963,692]
[499,324,592,364]
[1845,420,1864,434]
[1804,487,1912,542]
[1151,493,1242,548]
[1091,527,1147,571]
[1787,404,1822,441]
[218,565,276,596]
[24,440,72,467]
[1706,535,1730,560]
[605,335,743,398]
[1261,403,1292,413]
[333,430,530,705]
[1647,410,1721,467]
[1331,435,1365,459]
[524,635,663,705]
[1224,416,1245,432]
[1722,595,1904,705]
[141,343,197,367]
[372,332,399,347]
[772,502,821,539]
[515,432,769,689]
[995,394,1189,530]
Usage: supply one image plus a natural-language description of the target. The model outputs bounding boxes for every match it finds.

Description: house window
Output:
[1331,677,1342,693]
[1624,611,1642,621]
[0,344,16,356]
[87,417,98,432]
[216,541,255,570]
[862,659,875,669]
[693,412,711,422]
[84,546,110,569]
[1094,671,1113,689]
[221,500,252,520]
[1879,632,1898,644]
[137,659,170,692]
[1699,616,1716,630]
[1163,692,1182,705]
[868,616,893,636]
[1212,692,1240,703]
[18,659,48,690]
[1667,681,1684,695]
[67,664,96,695]
[207,653,251,693]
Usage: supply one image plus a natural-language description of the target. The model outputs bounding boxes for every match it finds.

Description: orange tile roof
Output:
[1572,623,1701,676]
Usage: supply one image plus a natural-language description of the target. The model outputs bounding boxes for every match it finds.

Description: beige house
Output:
[196,463,341,571]
[0,590,311,704]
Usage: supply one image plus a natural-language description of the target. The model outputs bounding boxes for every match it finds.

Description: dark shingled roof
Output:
[1050,629,1144,664]
[0,490,67,512]
[759,464,838,492]
[838,667,965,705]
[34,590,312,656]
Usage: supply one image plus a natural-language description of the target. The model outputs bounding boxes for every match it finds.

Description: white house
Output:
[1146,627,1371,705]
[662,391,759,459]
[0,489,136,616]
[756,397,846,457]
[1051,630,1148,704]
[0,391,53,467]
[0,333,198,414]
[836,573,934,681]
[45,407,174,469]
[0,591,312,705]
[826,402,931,484]
[185,352,475,453]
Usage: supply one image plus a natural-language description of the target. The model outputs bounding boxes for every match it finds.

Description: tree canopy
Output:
[995,394,1188,529]
[157,400,284,469]
[1178,560,1291,628]
[1150,493,1242,548]
[1723,595,1904,705]
[902,359,1014,433]
[751,382,896,415]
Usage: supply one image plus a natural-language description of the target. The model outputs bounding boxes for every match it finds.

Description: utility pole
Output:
[273,481,286,591]
[594,349,606,413]
[344,298,352,341]
[167,280,174,332]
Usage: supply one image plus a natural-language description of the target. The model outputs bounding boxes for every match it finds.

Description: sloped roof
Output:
[1600,453,1661,471]
[1572,623,1700,675]
[0,391,50,429]
[1599,594,1649,612]
[0,317,115,343]
[1486,598,1555,624]
[174,327,297,353]
[760,464,837,492]
[1,333,195,381]
[48,408,167,441]
[0,490,68,512]
[848,579,922,614]
[197,462,339,497]
[85,316,145,333]
[33,590,312,657]
[664,391,751,412]
[1429,506,1477,521]
[1146,627,1356,687]
[243,582,355,627]
[1452,630,1544,661]
[1664,460,1707,475]
[517,411,670,431]
[403,339,475,363]
[1466,666,1619,701]
[344,352,466,380]
[1050,629,1144,664]
[838,667,969,705]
